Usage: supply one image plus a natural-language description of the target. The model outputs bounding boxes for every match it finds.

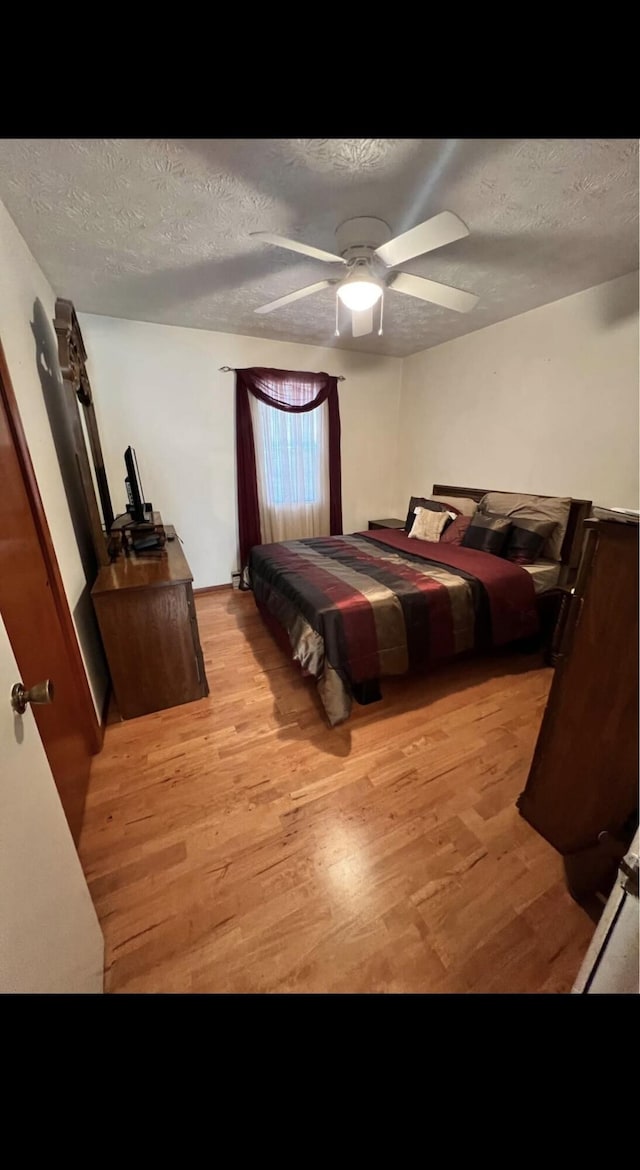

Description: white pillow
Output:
[408,507,450,542]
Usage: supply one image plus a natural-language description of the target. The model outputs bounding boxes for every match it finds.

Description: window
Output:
[250,394,330,542]
[235,366,342,572]
[267,408,324,506]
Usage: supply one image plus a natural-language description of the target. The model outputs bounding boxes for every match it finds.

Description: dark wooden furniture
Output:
[518,517,639,900]
[545,585,574,666]
[91,528,209,720]
[108,510,167,559]
[368,518,406,530]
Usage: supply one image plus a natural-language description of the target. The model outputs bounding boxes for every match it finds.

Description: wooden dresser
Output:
[518,517,639,898]
[92,529,208,719]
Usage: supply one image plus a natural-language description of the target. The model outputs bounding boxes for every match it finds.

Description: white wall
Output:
[79,314,404,588]
[0,200,107,716]
[397,272,639,511]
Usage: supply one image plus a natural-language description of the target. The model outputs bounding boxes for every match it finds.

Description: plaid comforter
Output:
[249,529,540,725]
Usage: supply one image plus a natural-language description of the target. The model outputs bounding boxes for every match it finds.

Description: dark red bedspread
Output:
[249,529,540,718]
[363,528,540,646]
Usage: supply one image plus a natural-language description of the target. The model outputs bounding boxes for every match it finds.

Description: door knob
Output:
[11,679,54,714]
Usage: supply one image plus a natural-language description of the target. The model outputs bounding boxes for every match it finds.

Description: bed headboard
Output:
[432,483,592,578]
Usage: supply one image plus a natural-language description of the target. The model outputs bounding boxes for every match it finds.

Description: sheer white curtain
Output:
[250,394,330,543]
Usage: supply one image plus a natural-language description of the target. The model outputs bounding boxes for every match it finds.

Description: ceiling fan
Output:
[250,211,479,338]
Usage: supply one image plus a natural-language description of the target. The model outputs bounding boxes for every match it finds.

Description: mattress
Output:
[521,559,561,594]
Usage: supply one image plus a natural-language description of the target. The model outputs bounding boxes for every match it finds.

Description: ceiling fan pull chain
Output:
[378,288,384,336]
[335,294,340,337]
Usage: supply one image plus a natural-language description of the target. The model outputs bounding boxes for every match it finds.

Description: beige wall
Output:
[79,314,404,588]
[0,200,107,715]
[397,272,639,512]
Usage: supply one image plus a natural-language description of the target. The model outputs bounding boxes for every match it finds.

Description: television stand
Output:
[91,524,209,719]
[108,510,167,559]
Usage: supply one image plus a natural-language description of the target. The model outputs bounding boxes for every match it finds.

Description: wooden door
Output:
[0,612,104,992]
[0,340,101,844]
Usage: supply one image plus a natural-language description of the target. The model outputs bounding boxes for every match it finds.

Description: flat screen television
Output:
[124,446,147,523]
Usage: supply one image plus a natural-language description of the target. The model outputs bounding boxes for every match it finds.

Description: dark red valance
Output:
[236,367,336,413]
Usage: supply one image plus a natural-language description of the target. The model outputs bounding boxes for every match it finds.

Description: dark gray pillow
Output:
[404,496,459,533]
[504,518,556,564]
[478,492,570,561]
[461,512,512,556]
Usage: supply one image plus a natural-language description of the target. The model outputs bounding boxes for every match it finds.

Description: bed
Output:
[248,483,591,726]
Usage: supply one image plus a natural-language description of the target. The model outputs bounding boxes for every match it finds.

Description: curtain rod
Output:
[219,365,345,381]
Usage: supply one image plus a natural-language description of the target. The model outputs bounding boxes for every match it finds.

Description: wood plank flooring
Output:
[79,589,594,993]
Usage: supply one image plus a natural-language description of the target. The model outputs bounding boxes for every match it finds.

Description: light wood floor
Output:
[79,589,594,993]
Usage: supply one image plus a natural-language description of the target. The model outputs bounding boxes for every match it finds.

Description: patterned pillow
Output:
[461,513,512,555]
[504,519,557,565]
[408,507,451,542]
[440,515,472,545]
[404,496,458,533]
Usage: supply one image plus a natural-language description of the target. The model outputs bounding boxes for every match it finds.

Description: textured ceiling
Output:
[0,138,637,357]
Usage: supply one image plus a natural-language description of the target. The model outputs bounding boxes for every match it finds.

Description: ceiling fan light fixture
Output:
[337,280,382,311]
[336,266,383,311]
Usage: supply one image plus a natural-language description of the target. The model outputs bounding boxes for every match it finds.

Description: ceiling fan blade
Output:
[390,271,479,313]
[254,280,333,315]
[250,231,346,265]
[375,210,470,268]
[352,307,373,338]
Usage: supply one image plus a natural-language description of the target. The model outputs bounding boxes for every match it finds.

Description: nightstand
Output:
[368,518,405,531]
